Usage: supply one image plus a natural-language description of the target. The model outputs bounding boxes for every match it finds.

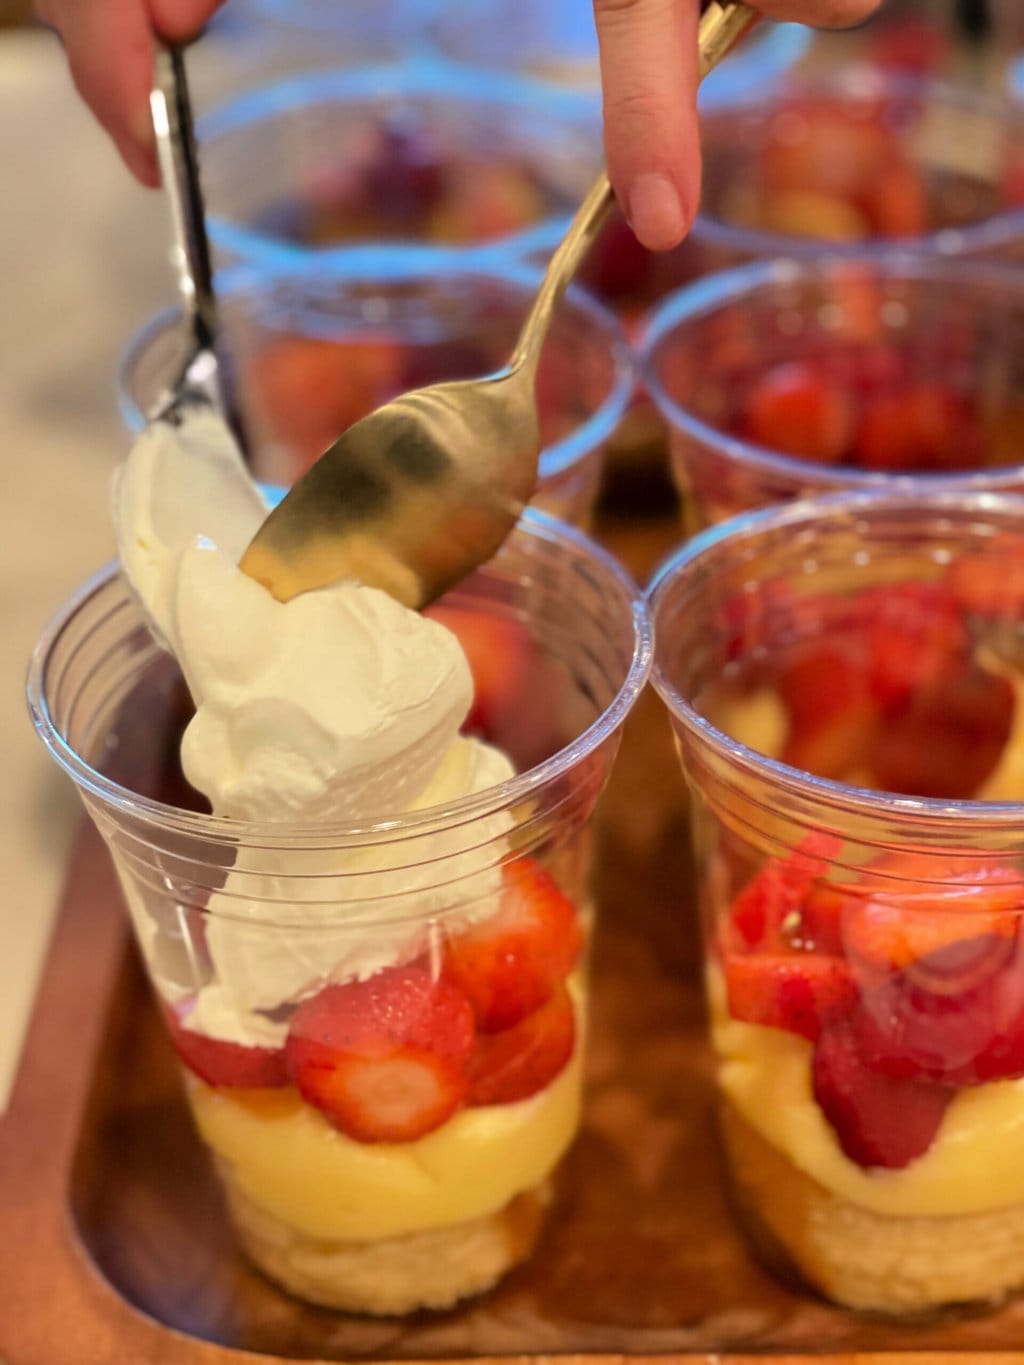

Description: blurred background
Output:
[1,0,1020,1109]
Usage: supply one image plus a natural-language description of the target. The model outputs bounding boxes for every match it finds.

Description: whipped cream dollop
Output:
[114,411,515,1044]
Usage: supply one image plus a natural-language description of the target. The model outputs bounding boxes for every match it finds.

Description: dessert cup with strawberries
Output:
[118,255,633,528]
[198,64,595,268]
[28,512,651,1315]
[650,490,1024,1314]
[643,256,1024,530]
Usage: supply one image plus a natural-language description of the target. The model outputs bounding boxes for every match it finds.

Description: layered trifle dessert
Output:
[53,405,646,1314]
[649,495,1024,1314]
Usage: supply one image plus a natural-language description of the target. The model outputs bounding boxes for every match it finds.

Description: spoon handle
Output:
[510,0,758,372]
[150,45,218,354]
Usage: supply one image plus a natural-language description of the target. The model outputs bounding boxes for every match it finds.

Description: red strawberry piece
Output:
[861,582,969,710]
[855,943,1024,1086]
[860,157,929,237]
[812,1018,951,1169]
[761,103,887,203]
[164,1001,288,1089]
[582,210,652,300]
[844,854,1022,977]
[443,858,582,1033]
[285,966,475,1143]
[726,824,846,955]
[468,984,576,1105]
[947,537,1024,619]
[423,602,536,742]
[853,385,982,472]
[797,881,860,957]
[245,335,402,469]
[741,361,854,464]
[777,641,880,780]
[723,952,858,1042]
[868,662,1015,799]
[867,17,950,76]
[362,115,446,222]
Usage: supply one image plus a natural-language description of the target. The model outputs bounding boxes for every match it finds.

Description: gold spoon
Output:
[239,0,758,609]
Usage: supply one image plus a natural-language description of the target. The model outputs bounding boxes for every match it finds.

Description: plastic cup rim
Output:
[647,486,1024,828]
[27,508,653,850]
[640,251,1024,493]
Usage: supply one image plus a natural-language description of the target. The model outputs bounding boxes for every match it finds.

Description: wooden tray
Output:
[7,512,1024,1364]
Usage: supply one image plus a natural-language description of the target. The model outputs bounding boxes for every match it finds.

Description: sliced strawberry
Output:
[761,102,888,203]
[164,1001,288,1089]
[423,602,536,741]
[722,833,844,955]
[860,157,929,237]
[812,1018,951,1169]
[855,945,1024,1086]
[861,582,969,709]
[723,952,858,1042]
[853,385,981,472]
[741,361,854,464]
[245,335,402,469]
[285,966,475,1143]
[844,854,1023,982]
[867,17,950,76]
[868,662,1015,799]
[777,641,880,780]
[798,880,860,957]
[946,537,1024,619]
[443,858,582,1033]
[468,984,575,1105]
[583,211,652,300]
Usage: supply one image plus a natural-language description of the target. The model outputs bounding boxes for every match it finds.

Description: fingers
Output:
[593,0,701,251]
[37,0,223,187]
[38,0,161,184]
[146,0,222,42]
[750,0,881,28]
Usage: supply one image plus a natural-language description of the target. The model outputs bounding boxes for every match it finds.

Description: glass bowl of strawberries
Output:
[27,510,652,1314]
[196,63,597,269]
[118,253,633,529]
[649,489,1024,1315]
[642,255,1024,529]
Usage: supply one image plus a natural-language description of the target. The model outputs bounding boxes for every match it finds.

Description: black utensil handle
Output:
[151,44,218,353]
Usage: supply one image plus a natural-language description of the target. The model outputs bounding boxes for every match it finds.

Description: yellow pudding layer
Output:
[187,1016,582,1243]
[710,968,1024,1218]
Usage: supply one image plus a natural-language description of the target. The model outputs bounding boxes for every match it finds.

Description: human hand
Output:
[592,0,883,250]
[36,0,223,185]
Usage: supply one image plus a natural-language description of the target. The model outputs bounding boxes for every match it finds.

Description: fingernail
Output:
[627,173,686,250]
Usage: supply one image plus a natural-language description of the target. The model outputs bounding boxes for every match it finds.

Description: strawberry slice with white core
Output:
[285,966,475,1143]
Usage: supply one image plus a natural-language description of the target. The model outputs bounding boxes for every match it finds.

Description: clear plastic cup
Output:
[649,489,1024,1315]
[665,69,1024,290]
[244,0,425,58]
[424,2,808,100]
[642,255,1024,530]
[196,64,597,268]
[117,255,634,529]
[27,511,652,1314]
